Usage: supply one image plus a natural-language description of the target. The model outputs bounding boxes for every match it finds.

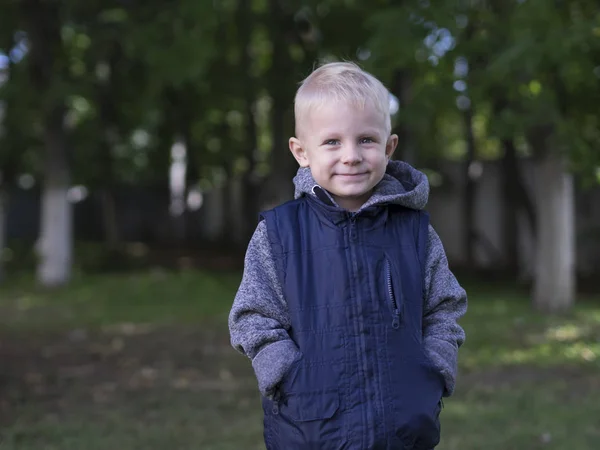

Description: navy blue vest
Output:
[260,194,445,450]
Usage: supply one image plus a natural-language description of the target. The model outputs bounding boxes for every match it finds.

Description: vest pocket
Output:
[272,388,344,448]
[385,328,445,449]
[268,331,348,448]
[281,389,340,421]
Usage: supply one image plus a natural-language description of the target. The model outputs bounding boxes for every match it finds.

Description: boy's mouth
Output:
[336,172,368,177]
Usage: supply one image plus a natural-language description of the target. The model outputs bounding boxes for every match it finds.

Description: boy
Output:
[228,62,467,450]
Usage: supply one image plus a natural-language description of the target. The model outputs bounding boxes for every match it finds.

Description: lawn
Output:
[0,271,599,450]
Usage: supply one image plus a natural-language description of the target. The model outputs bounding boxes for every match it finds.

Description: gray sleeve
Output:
[422,224,468,397]
[228,220,302,399]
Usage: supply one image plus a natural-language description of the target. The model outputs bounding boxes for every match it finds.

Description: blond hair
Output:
[293,61,392,137]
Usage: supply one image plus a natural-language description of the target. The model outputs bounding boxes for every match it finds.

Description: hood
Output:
[292,159,430,212]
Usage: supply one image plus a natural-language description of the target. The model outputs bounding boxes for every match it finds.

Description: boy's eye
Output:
[323,139,340,146]
[360,137,375,144]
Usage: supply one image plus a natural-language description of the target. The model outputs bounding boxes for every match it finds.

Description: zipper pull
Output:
[392,311,400,329]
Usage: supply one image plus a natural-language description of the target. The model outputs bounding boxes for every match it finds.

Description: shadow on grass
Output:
[461,285,600,372]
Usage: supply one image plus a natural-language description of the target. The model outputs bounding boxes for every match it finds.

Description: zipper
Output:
[385,259,401,329]
[348,213,372,447]
[349,214,357,242]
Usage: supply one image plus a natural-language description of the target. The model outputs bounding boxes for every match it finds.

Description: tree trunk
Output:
[227,176,244,247]
[183,125,199,246]
[500,139,520,273]
[0,187,7,283]
[36,105,72,286]
[529,130,576,312]
[264,0,296,208]
[100,188,119,250]
[237,0,261,242]
[0,138,18,286]
[242,105,260,242]
[21,0,72,286]
[463,107,477,269]
[500,138,538,278]
[391,69,416,164]
[169,138,187,245]
[98,130,120,250]
[96,46,123,251]
[269,99,296,204]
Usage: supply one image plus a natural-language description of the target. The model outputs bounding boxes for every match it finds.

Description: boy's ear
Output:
[289,137,310,167]
[386,134,398,160]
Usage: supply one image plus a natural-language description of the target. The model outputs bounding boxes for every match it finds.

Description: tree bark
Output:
[269,98,295,205]
[100,187,119,250]
[95,44,123,251]
[391,69,416,164]
[98,125,120,250]
[0,186,7,283]
[237,0,261,242]
[463,106,477,269]
[500,138,538,277]
[529,128,576,312]
[21,0,72,287]
[37,105,72,286]
[265,0,297,207]
[0,135,18,285]
[500,139,520,273]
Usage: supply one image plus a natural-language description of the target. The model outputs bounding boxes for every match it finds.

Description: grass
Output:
[0,271,599,449]
[0,270,241,331]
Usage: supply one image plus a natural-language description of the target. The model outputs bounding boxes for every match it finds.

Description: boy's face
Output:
[289,101,397,212]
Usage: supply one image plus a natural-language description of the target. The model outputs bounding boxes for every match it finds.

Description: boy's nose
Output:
[340,145,362,164]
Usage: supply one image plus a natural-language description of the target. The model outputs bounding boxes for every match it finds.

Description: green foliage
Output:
[124,2,219,91]
[0,0,599,191]
[359,0,600,175]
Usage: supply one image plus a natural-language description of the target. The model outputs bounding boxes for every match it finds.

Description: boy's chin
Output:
[331,190,373,205]
[330,185,374,198]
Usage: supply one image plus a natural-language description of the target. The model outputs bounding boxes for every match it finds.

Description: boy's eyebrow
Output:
[316,127,383,137]
[358,129,382,136]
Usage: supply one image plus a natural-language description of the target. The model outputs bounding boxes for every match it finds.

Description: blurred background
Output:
[0,0,599,449]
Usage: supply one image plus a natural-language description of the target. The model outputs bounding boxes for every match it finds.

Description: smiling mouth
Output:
[337,173,368,177]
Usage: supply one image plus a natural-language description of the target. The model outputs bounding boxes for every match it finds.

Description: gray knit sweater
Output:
[228,160,467,400]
